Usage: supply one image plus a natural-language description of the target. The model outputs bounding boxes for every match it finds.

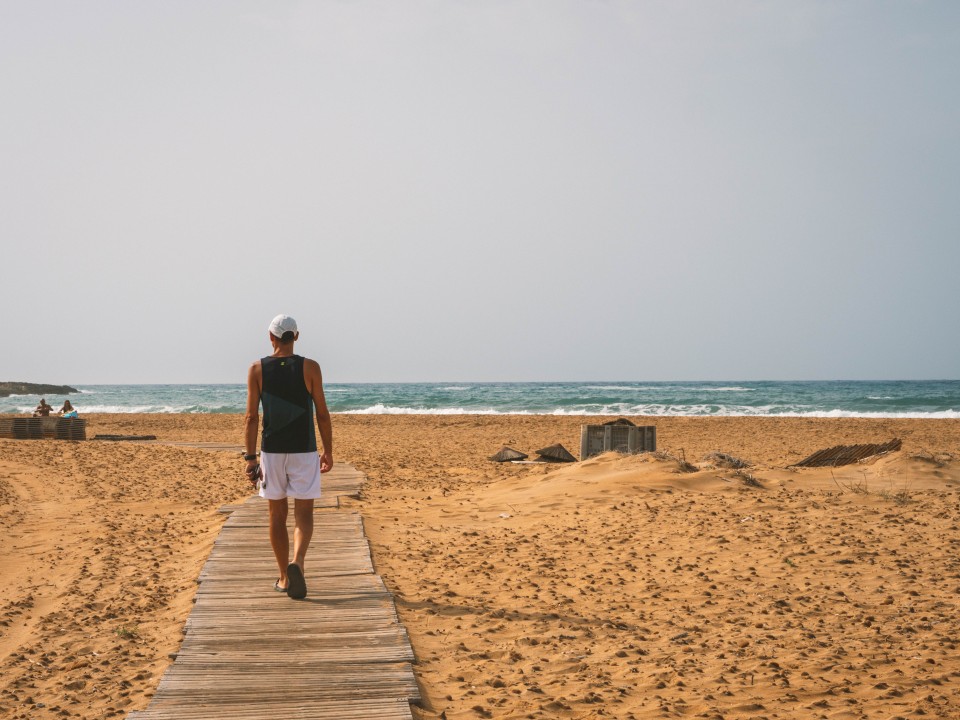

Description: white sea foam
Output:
[582,385,754,394]
[32,404,238,414]
[670,386,753,393]
[86,405,177,413]
[1,405,34,414]
[4,401,954,418]
[570,407,956,419]
[342,404,527,415]
[771,409,960,420]
[443,386,471,391]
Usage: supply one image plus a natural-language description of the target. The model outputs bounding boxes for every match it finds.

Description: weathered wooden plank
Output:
[155,662,418,693]
[174,629,415,662]
[213,498,364,526]
[196,558,374,581]
[184,614,399,629]
[131,696,413,720]
[194,573,388,596]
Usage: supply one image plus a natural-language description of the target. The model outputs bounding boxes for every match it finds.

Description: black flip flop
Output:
[286,563,307,600]
[274,579,286,593]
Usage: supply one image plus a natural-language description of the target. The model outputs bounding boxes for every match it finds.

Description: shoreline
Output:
[2,414,959,718]
[4,379,960,419]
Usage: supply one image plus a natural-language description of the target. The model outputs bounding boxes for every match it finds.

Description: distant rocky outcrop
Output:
[0,382,79,398]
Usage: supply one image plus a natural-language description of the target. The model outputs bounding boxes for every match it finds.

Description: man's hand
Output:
[320,451,333,474]
[245,460,262,487]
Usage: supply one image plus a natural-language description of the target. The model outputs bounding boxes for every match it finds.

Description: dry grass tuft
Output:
[703,451,752,469]
[734,469,763,488]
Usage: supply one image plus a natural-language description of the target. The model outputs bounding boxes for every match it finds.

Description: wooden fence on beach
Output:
[0,416,86,440]
[580,423,656,459]
[129,463,420,720]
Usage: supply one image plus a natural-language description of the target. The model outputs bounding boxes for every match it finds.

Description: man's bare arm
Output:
[304,359,333,473]
[244,361,262,461]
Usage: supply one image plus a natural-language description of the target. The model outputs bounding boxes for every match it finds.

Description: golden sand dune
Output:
[1,414,959,719]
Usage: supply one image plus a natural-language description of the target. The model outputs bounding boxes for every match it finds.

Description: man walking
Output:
[244,314,333,599]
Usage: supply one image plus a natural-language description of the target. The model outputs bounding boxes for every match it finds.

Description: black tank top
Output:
[260,355,317,454]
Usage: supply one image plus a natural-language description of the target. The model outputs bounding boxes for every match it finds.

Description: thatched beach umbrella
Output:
[535,443,577,463]
[603,418,636,427]
[489,446,529,462]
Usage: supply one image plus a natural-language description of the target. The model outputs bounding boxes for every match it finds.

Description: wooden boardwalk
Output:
[130,464,420,720]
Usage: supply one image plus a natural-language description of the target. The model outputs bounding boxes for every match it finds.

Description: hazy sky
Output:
[2,1,958,383]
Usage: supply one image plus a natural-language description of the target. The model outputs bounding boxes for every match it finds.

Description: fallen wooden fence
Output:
[790,439,902,468]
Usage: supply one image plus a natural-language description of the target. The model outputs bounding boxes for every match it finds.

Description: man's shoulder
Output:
[300,357,323,383]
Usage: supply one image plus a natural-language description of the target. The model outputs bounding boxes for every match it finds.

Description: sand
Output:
[2,414,960,719]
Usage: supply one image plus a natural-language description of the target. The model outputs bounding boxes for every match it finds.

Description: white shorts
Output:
[259,451,322,500]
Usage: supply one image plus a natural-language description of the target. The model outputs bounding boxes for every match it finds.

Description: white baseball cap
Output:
[268,314,298,338]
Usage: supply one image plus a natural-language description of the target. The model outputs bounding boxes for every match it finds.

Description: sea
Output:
[2,381,959,418]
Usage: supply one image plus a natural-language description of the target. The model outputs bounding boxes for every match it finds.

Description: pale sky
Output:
[2,1,958,383]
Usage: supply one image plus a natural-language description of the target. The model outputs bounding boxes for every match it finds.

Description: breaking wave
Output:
[2,381,956,418]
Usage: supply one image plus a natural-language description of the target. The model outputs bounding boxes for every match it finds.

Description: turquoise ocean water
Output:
[2,381,959,418]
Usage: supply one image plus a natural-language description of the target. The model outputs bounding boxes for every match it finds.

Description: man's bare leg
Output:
[291,498,314,572]
[268,499,290,588]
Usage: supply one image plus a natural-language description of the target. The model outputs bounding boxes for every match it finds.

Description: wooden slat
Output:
[130,463,418,720]
[131,697,413,720]
[194,572,388,596]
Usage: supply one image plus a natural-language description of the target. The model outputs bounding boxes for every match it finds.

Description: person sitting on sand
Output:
[33,398,53,417]
[58,400,78,418]
[243,314,334,600]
